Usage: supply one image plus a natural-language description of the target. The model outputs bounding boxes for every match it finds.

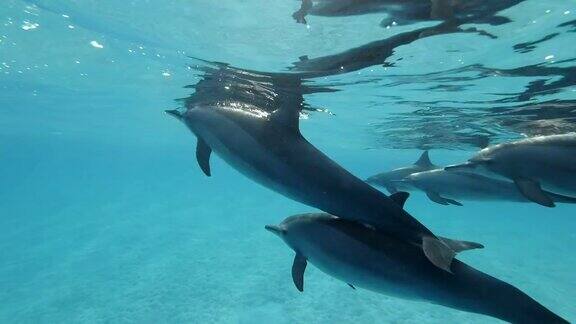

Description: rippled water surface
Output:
[1,1,575,323]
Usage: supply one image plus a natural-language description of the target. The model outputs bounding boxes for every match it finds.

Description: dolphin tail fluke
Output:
[422,236,456,273]
[438,236,484,252]
[423,235,484,272]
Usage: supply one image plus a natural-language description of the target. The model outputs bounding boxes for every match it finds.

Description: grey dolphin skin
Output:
[445,134,576,207]
[403,169,576,206]
[266,213,569,324]
[167,66,479,272]
[366,151,436,194]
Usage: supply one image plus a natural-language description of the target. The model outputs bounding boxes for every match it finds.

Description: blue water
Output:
[1,1,575,323]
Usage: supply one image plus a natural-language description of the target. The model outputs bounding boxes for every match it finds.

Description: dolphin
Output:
[265,213,569,324]
[401,168,576,206]
[292,0,429,25]
[365,151,436,194]
[168,65,480,272]
[445,134,576,207]
[289,20,495,78]
[292,0,523,26]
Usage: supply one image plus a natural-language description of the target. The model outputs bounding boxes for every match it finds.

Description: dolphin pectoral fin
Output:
[347,283,356,290]
[438,236,484,252]
[426,191,448,205]
[292,252,307,292]
[426,191,461,206]
[446,198,463,206]
[270,106,301,132]
[196,138,212,177]
[422,236,455,273]
[390,191,410,208]
[514,178,555,207]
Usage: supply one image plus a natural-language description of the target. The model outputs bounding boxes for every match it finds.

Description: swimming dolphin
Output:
[292,0,523,26]
[445,134,576,207]
[401,169,576,206]
[290,20,494,78]
[265,213,569,324]
[168,65,479,272]
[365,151,436,194]
[292,0,429,25]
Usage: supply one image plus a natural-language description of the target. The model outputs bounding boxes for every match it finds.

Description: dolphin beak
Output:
[265,224,285,236]
[444,162,476,172]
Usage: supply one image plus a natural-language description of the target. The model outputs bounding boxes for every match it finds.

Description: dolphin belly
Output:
[537,171,576,197]
[517,146,576,196]
[432,179,526,201]
[298,224,436,301]
[409,170,528,203]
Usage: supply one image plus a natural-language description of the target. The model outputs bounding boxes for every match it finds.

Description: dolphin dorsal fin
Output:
[415,151,433,167]
[269,77,304,133]
[390,191,410,208]
[270,107,300,132]
[292,252,307,292]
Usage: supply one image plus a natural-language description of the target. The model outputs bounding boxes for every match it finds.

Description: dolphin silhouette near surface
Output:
[291,0,525,27]
[167,64,482,272]
[266,213,569,324]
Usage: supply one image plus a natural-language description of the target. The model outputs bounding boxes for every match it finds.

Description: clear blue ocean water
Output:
[1,1,575,323]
